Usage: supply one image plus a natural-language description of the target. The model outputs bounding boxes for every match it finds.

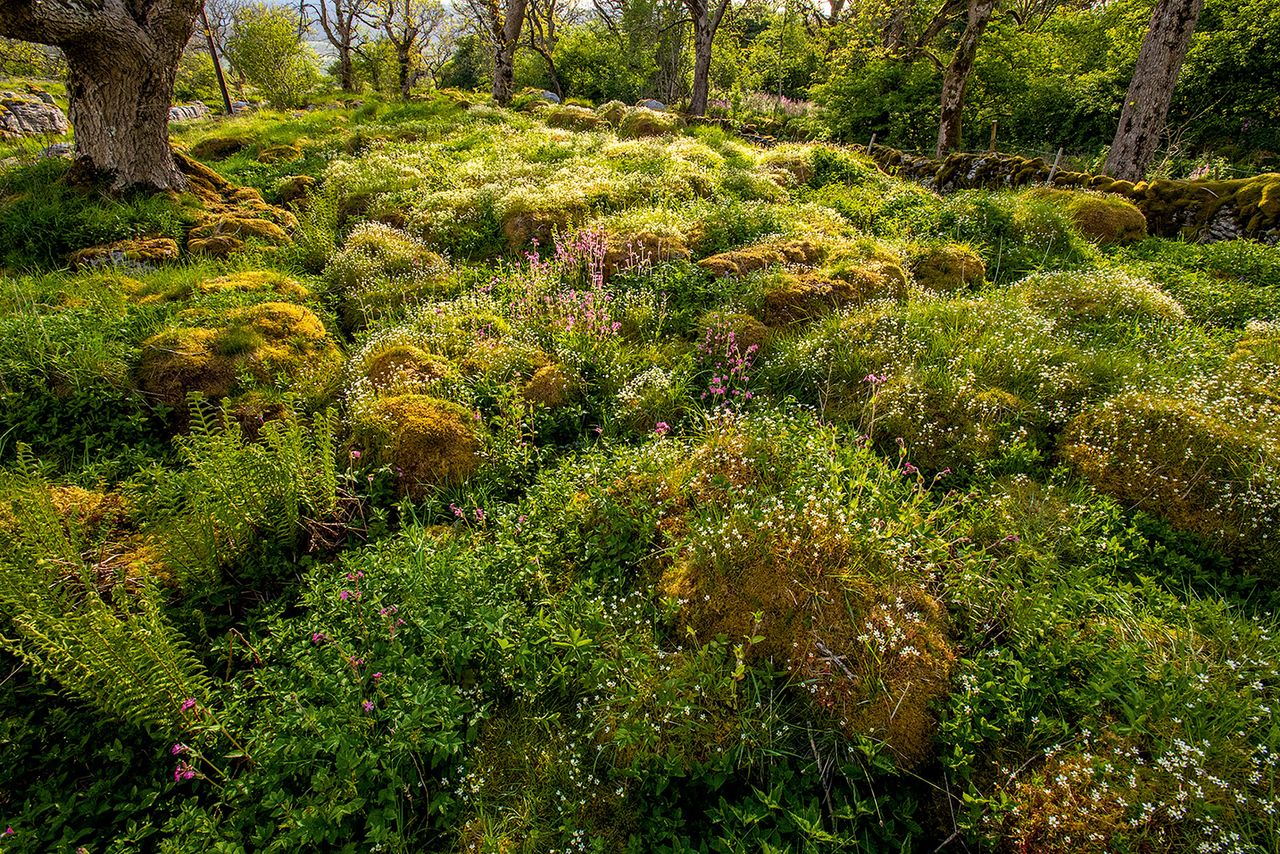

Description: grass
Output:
[0,91,1276,853]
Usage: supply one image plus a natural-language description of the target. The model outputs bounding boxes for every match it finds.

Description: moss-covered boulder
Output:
[361,343,455,395]
[595,100,628,127]
[522,363,577,408]
[1014,270,1185,327]
[256,143,301,164]
[618,107,682,139]
[1061,393,1280,562]
[909,243,986,293]
[698,238,826,278]
[68,236,180,270]
[1027,188,1147,245]
[541,104,601,132]
[127,270,310,304]
[352,394,481,497]
[189,135,251,160]
[137,302,342,406]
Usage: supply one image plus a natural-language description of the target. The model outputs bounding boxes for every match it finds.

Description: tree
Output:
[1104,0,1204,180]
[371,0,448,100]
[684,0,732,115]
[224,4,323,107]
[309,0,373,91]
[460,0,531,104]
[0,0,204,191]
[935,0,996,157]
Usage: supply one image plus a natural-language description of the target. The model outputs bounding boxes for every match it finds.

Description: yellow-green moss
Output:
[522,363,576,408]
[617,107,682,139]
[352,394,481,497]
[189,135,251,160]
[910,243,986,293]
[362,343,454,394]
[136,302,342,406]
[698,238,826,278]
[68,236,180,269]
[256,143,301,163]
[595,100,628,127]
[1015,270,1185,326]
[541,104,601,132]
[698,311,770,353]
[761,268,901,325]
[1060,392,1276,557]
[1028,188,1147,245]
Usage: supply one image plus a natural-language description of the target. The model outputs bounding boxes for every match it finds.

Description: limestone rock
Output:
[0,91,69,137]
[169,102,211,122]
[68,237,180,270]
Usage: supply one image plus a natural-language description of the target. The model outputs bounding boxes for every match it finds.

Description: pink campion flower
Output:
[350,449,361,460]
[311,631,327,644]
[339,590,351,601]
[863,373,888,385]
[903,462,919,475]
[173,761,196,782]
[179,698,197,713]
[362,700,375,713]
[373,672,383,681]
[170,743,187,756]
[3,827,12,836]
[654,422,671,436]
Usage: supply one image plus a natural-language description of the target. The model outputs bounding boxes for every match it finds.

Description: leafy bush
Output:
[224,3,323,108]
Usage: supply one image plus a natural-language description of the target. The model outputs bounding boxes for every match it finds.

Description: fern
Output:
[2,584,213,736]
[150,399,343,586]
[0,453,214,738]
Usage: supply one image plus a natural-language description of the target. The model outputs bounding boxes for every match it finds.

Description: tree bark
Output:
[1104,0,1204,181]
[491,0,530,104]
[935,0,995,158]
[397,45,412,99]
[685,0,730,116]
[0,0,202,192]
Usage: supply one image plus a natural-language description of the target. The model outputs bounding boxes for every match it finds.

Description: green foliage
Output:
[224,3,323,108]
[0,159,190,270]
[0,92,1278,853]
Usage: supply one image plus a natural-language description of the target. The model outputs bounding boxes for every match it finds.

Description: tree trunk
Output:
[686,0,728,117]
[491,0,529,105]
[689,20,713,116]
[339,45,356,92]
[66,41,187,191]
[397,47,412,100]
[935,0,995,159]
[1104,0,1204,181]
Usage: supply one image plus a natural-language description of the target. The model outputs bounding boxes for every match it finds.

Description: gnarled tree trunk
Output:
[0,0,202,192]
[491,0,530,104]
[936,0,995,158]
[685,0,730,116]
[1104,0,1204,181]
[67,40,188,190]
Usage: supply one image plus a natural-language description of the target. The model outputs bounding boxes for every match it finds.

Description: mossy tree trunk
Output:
[0,0,203,192]
[935,0,996,159]
[1104,0,1204,182]
[685,0,730,117]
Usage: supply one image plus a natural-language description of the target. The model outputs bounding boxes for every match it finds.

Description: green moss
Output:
[136,302,341,406]
[352,394,481,497]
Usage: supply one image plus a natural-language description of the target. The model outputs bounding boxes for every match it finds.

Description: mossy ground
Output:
[0,93,1277,853]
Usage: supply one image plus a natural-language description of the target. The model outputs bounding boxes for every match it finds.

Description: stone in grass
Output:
[68,236,180,270]
[0,91,68,137]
